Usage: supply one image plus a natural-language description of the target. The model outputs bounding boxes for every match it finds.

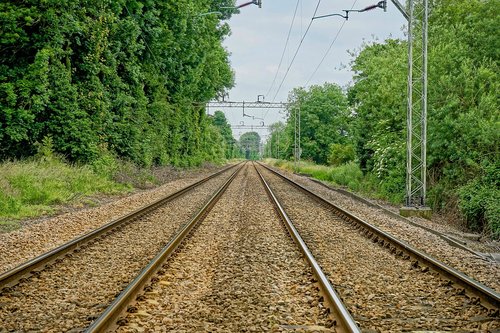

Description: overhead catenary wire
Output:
[264,0,301,100]
[271,0,322,103]
[305,0,358,86]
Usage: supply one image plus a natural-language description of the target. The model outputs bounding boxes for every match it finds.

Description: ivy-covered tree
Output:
[0,0,235,166]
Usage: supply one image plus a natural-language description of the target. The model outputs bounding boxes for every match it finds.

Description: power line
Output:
[264,0,300,100]
[305,21,346,86]
[271,0,322,102]
[305,0,359,86]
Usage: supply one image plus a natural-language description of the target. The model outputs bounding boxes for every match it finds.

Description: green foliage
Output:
[210,111,237,159]
[458,162,500,237]
[0,0,235,166]
[348,39,407,177]
[0,157,130,221]
[284,83,351,165]
[264,122,287,159]
[347,0,499,236]
[239,131,261,160]
[328,143,356,166]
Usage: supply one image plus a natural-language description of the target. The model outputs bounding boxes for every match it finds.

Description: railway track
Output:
[0,163,241,331]
[88,162,359,332]
[256,162,499,331]
[275,165,500,291]
[1,161,498,332]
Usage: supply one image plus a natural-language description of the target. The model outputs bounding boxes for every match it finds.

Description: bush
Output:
[458,162,500,238]
[328,144,356,166]
[91,151,119,179]
[328,162,364,190]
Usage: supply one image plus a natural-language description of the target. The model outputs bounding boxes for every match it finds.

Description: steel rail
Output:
[254,163,361,333]
[306,176,488,260]
[257,162,500,311]
[0,163,241,290]
[86,162,244,332]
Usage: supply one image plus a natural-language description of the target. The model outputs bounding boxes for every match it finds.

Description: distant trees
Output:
[239,132,261,160]
[265,122,287,159]
[0,0,236,166]
[266,83,352,165]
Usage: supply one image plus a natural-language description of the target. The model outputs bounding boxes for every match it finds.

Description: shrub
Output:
[328,162,364,190]
[328,144,356,166]
[458,162,500,238]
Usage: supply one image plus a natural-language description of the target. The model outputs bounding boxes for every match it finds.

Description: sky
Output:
[213,0,407,140]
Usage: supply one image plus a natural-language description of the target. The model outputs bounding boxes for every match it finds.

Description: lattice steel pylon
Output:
[405,0,428,207]
[293,102,301,170]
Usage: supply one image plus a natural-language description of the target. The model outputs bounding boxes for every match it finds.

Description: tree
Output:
[0,0,236,166]
[348,39,407,198]
[284,83,352,165]
[210,110,236,159]
[347,0,499,235]
[264,121,287,159]
[239,132,261,160]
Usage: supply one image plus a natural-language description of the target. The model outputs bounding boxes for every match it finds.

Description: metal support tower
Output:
[405,0,428,208]
[293,100,301,171]
[207,101,288,109]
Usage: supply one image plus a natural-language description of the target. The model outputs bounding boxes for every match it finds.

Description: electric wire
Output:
[265,0,300,100]
[271,0,322,103]
[305,0,359,86]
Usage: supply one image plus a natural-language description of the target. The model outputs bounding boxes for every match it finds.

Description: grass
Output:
[265,158,401,204]
[0,157,131,230]
[0,151,232,232]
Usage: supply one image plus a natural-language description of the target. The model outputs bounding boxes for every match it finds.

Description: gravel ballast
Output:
[117,163,334,333]
[264,164,500,293]
[0,165,232,274]
[0,167,236,332]
[258,165,499,332]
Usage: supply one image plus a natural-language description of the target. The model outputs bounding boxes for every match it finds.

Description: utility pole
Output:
[293,96,301,171]
[398,0,431,218]
[304,0,430,217]
[277,130,280,159]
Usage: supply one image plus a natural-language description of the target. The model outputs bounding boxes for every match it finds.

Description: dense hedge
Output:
[0,0,235,166]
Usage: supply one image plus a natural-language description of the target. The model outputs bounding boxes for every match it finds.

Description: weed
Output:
[0,157,130,221]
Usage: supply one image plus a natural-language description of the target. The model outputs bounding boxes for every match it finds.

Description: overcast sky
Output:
[213,0,407,140]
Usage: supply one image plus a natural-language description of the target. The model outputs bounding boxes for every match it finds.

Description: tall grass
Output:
[264,159,401,203]
[0,157,130,224]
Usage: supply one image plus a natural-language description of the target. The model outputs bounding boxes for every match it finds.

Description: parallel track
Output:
[0,163,242,331]
[254,163,360,333]
[88,162,361,332]
[257,162,500,311]
[0,163,239,291]
[86,162,244,332]
[256,162,499,331]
